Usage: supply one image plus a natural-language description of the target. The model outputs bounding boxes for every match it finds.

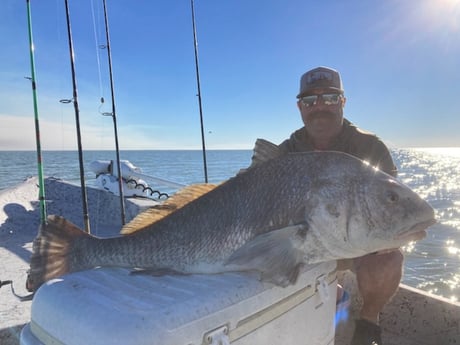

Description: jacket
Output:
[278,119,397,177]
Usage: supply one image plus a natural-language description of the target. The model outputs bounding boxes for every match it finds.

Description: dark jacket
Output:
[278,119,397,177]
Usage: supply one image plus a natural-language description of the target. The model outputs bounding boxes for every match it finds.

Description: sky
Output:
[1,0,459,150]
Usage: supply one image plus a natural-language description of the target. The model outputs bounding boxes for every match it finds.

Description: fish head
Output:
[352,171,436,251]
[301,153,436,260]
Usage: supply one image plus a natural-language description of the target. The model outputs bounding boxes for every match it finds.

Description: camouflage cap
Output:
[297,66,344,98]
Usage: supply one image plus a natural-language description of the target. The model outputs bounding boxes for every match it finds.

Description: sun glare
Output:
[385,0,460,55]
[422,0,460,32]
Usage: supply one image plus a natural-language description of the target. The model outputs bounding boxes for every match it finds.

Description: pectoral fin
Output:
[225,224,309,287]
[130,268,186,277]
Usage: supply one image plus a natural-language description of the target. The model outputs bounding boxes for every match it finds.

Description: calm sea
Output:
[0,148,459,301]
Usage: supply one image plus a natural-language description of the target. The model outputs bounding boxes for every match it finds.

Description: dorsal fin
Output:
[120,183,217,235]
[250,138,281,166]
[238,138,282,175]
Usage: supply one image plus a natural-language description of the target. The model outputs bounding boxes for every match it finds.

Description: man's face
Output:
[297,89,345,149]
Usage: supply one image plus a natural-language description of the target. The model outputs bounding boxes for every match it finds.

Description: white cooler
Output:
[21,261,337,345]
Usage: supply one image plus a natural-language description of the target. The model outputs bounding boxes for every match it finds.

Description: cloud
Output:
[0,114,114,150]
[0,113,255,151]
[0,114,203,150]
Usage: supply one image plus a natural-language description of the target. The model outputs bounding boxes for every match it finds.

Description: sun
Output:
[416,0,460,33]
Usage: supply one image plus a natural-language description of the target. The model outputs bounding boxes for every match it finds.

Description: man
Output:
[277,66,401,345]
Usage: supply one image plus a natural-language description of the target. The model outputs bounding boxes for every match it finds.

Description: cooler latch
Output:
[202,325,230,345]
[316,274,330,303]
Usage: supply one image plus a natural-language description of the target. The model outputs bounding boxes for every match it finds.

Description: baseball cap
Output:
[297,66,344,98]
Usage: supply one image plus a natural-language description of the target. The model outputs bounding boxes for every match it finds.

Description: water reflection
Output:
[394,148,460,300]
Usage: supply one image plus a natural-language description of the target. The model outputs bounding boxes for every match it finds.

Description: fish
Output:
[26,140,436,292]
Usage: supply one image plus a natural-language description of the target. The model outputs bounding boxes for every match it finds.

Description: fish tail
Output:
[26,215,91,292]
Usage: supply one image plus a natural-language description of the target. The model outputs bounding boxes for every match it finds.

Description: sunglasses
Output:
[300,93,342,107]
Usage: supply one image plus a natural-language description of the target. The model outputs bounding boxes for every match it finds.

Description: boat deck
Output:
[0,177,157,345]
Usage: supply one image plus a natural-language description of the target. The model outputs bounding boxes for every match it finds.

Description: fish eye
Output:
[386,190,399,203]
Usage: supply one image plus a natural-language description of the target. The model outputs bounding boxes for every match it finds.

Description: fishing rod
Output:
[61,0,91,233]
[190,0,209,183]
[101,0,126,225]
[25,0,47,226]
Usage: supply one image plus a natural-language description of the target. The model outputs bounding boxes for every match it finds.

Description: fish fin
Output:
[250,138,282,167]
[26,215,90,292]
[238,138,282,174]
[226,224,308,287]
[130,268,186,277]
[120,183,217,235]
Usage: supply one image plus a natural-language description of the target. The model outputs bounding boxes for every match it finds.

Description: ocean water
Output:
[0,148,459,301]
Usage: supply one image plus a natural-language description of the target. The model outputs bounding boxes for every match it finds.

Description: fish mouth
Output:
[395,218,437,241]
